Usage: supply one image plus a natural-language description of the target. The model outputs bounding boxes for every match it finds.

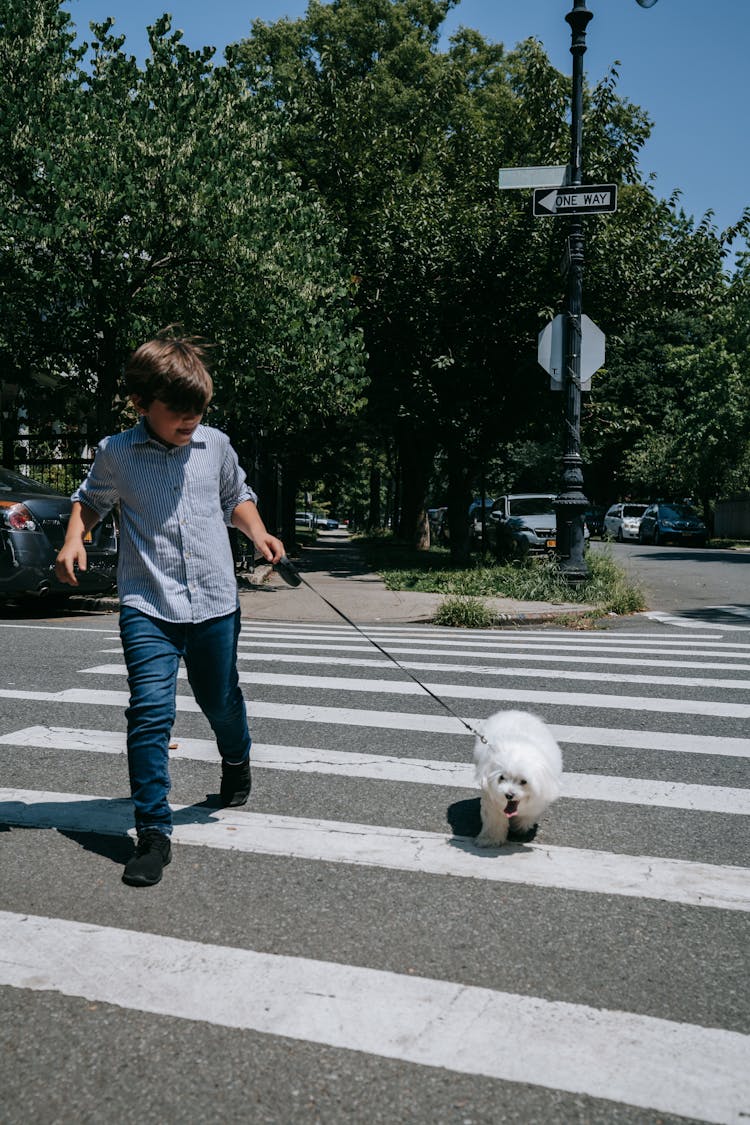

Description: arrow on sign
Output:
[533,184,617,216]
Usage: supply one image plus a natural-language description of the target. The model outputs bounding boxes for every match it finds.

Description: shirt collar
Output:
[133,417,206,448]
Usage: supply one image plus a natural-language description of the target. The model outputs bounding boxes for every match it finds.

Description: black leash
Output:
[272,556,488,745]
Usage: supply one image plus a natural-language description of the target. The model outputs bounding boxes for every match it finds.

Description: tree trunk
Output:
[397,428,436,549]
[446,443,474,566]
[367,462,382,529]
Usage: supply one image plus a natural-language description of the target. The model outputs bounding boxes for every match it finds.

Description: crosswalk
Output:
[1,617,749,1123]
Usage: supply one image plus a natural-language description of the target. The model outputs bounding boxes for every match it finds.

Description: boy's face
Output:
[133,397,203,446]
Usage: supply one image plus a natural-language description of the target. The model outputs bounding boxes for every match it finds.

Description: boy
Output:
[55,334,284,887]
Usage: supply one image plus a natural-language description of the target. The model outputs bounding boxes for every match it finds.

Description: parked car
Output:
[490,493,589,558]
[468,497,495,543]
[295,510,316,529]
[317,516,340,530]
[584,505,606,538]
[0,466,118,601]
[638,502,708,547]
[428,506,449,544]
[603,502,648,542]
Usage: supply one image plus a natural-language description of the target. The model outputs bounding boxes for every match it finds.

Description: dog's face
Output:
[483,767,531,820]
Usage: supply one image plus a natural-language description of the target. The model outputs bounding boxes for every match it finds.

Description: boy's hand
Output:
[55,541,88,586]
[254,534,285,565]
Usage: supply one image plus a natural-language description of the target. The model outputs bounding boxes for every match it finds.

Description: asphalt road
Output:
[0,564,749,1124]
[590,538,750,618]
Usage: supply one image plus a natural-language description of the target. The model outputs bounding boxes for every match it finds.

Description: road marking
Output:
[98,638,750,669]
[240,626,746,651]
[238,643,750,672]
[0,623,114,633]
[706,605,750,619]
[645,612,750,632]
[1,788,748,910]
[2,725,747,814]
[80,665,750,720]
[1,686,749,756]
[185,650,750,689]
[1,911,747,1125]
[240,623,730,641]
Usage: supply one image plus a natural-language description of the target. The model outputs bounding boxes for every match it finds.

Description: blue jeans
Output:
[119,606,251,835]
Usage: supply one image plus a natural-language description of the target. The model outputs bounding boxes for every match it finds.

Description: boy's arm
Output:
[55,502,102,586]
[231,501,285,564]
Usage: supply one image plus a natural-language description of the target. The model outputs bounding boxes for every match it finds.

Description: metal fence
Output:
[1,433,94,496]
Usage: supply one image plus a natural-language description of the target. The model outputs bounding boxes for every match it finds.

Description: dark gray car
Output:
[638,502,708,547]
[0,466,118,600]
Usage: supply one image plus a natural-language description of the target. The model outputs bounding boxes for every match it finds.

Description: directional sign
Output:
[538,314,605,391]
[498,165,568,190]
[533,184,617,217]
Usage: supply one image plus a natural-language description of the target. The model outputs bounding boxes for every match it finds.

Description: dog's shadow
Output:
[446,798,538,856]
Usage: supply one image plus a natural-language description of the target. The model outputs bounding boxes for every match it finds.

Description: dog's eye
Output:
[520,779,527,786]
[497,775,505,782]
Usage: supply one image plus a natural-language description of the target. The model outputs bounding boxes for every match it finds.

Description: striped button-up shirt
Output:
[73,419,256,623]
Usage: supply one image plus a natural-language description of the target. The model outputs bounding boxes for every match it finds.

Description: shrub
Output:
[432,595,495,628]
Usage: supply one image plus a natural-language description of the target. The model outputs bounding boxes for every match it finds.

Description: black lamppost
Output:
[555,0,658,582]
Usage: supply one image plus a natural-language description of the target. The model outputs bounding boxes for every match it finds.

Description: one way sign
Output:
[533,184,617,217]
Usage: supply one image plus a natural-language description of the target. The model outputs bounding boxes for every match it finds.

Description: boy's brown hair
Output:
[125,332,213,414]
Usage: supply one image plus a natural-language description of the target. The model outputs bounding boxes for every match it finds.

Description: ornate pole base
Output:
[555,456,590,584]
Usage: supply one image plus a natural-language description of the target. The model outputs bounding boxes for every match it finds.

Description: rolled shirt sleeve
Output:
[219,441,257,525]
[71,437,120,518]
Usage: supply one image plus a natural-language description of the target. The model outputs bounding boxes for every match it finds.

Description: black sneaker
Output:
[122,829,172,886]
[219,757,252,807]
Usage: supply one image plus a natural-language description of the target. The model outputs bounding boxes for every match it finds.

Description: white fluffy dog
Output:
[473,710,563,846]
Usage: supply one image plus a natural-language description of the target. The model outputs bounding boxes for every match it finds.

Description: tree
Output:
[236,3,676,558]
[0,1,366,507]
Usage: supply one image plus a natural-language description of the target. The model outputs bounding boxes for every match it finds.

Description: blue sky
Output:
[63,0,748,246]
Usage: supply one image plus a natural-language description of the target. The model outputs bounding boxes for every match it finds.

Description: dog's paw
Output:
[474,831,505,848]
[507,822,539,843]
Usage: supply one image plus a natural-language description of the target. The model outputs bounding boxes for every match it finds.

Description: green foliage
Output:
[3,0,745,522]
[237,0,740,530]
[433,595,494,628]
[0,1,365,442]
[357,534,644,613]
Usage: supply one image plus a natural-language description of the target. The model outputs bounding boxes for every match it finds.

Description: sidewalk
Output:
[238,531,594,625]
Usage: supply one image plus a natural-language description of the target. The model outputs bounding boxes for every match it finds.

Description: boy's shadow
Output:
[0,794,224,866]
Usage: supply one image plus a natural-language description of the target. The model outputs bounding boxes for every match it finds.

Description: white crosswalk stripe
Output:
[2,786,748,909]
[2,684,749,754]
[2,725,748,814]
[1,619,748,1123]
[79,663,750,718]
[2,909,747,1125]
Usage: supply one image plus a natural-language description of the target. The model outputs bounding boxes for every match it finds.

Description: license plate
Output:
[546,538,556,548]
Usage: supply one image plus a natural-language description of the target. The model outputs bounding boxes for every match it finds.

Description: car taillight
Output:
[0,502,38,531]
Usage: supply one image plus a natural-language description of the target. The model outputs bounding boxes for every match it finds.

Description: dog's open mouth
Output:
[504,798,519,818]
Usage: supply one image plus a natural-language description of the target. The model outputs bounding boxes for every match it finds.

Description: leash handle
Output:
[272,556,487,744]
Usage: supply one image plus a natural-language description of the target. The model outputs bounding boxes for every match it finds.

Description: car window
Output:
[0,467,61,495]
[622,505,647,517]
[605,506,619,516]
[508,498,556,517]
[661,503,700,519]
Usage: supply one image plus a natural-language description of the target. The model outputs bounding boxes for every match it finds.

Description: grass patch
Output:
[356,535,645,617]
[433,595,495,629]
